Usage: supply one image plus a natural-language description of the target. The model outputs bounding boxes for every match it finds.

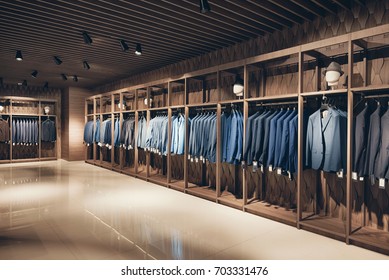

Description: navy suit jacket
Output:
[267,110,286,167]
[364,106,382,176]
[353,106,369,176]
[374,109,389,179]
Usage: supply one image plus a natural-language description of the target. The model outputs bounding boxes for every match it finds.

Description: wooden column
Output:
[297,50,304,227]
[243,64,249,207]
[346,36,354,244]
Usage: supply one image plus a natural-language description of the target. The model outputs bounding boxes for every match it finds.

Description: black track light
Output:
[61,74,67,81]
[31,70,38,78]
[0,77,3,87]
[83,60,90,70]
[73,75,78,82]
[54,56,62,65]
[200,0,211,13]
[43,82,49,89]
[120,40,129,52]
[82,31,92,45]
[22,80,27,87]
[15,50,23,61]
[135,43,142,55]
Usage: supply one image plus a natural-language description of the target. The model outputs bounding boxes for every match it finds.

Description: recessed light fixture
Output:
[200,0,211,13]
[43,82,49,89]
[83,61,90,70]
[120,40,129,52]
[82,31,93,45]
[54,56,62,65]
[61,74,67,81]
[31,70,38,78]
[135,43,142,55]
[15,50,23,61]
[21,80,27,86]
[73,75,78,82]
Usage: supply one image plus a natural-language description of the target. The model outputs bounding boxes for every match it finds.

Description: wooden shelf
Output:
[148,174,167,186]
[187,102,218,108]
[299,215,346,242]
[351,84,389,93]
[247,93,299,102]
[301,88,348,97]
[186,185,217,202]
[244,201,297,226]
[349,227,389,255]
[168,180,186,191]
[218,193,244,210]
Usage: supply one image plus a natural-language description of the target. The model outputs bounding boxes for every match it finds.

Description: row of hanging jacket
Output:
[12,118,39,145]
[188,111,216,163]
[171,112,186,155]
[83,120,94,146]
[221,108,243,165]
[353,102,389,180]
[306,106,347,173]
[99,118,112,148]
[41,118,56,142]
[243,107,299,174]
[120,116,135,150]
[0,117,9,143]
[137,114,147,149]
[145,114,169,155]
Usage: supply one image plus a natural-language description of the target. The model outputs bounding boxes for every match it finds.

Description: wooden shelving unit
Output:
[0,97,58,163]
[84,24,389,256]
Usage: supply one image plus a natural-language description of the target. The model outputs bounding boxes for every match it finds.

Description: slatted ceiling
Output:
[268,0,317,21]
[0,0,362,89]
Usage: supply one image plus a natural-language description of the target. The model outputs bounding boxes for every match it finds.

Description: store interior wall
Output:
[61,87,93,161]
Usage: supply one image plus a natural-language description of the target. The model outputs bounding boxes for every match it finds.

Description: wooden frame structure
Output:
[85,24,389,255]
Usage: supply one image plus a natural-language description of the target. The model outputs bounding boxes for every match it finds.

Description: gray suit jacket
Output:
[306,107,346,172]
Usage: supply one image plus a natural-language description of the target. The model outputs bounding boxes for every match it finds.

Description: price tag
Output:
[379,178,386,189]
[200,156,203,161]
[260,164,264,173]
[359,177,364,182]
[241,161,246,170]
[195,157,199,163]
[158,152,161,156]
[188,155,191,160]
[268,165,273,172]
[202,158,206,163]
[190,158,194,162]
[252,161,258,173]
[288,171,292,181]
[337,169,343,179]
[277,168,282,175]
[352,172,358,181]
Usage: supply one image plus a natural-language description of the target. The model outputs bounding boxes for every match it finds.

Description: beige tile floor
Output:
[0,160,387,260]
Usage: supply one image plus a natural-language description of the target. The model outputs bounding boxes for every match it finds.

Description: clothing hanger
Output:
[320,95,330,111]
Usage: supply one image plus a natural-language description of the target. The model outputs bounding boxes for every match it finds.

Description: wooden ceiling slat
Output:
[268,0,316,21]
[291,0,328,16]
[247,0,305,24]
[311,0,339,15]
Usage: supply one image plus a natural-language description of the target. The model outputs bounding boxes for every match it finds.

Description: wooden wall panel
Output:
[62,87,93,161]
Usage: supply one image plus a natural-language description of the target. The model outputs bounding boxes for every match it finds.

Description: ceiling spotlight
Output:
[120,40,129,52]
[22,80,27,87]
[15,50,23,61]
[200,0,211,13]
[43,82,49,89]
[135,43,142,55]
[82,31,93,45]
[73,75,78,82]
[31,70,38,78]
[83,60,90,70]
[61,74,67,81]
[54,56,62,65]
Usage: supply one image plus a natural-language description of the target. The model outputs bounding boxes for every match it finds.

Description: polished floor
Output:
[0,160,387,260]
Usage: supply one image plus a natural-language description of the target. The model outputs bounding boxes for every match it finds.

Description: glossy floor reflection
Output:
[0,160,387,260]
